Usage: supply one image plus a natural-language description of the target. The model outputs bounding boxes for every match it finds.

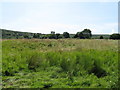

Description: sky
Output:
[0,0,119,34]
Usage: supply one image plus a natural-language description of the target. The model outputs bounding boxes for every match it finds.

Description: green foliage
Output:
[100,35,104,39]
[48,34,56,39]
[23,34,29,39]
[46,31,57,39]
[51,31,55,34]
[74,29,92,39]
[2,29,112,39]
[110,33,120,39]
[2,39,118,88]
[56,33,60,39]
[33,33,41,38]
[63,32,70,38]
[82,29,92,39]
[28,52,43,71]
[92,34,110,39]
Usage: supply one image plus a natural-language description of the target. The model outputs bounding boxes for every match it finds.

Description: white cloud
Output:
[82,23,118,34]
[1,22,118,34]
[1,3,118,34]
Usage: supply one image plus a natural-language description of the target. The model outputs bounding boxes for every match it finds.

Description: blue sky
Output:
[1,1,118,34]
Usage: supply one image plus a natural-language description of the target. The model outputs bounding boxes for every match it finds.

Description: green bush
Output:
[110,33,120,39]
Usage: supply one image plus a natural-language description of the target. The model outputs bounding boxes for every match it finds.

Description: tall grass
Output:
[2,39,118,88]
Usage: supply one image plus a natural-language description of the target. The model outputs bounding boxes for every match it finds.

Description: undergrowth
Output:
[2,39,118,88]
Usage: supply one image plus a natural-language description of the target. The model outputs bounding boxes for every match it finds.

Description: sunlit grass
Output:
[2,39,119,88]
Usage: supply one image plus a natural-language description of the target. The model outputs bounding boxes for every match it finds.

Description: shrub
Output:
[110,33,120,39]
[100,36,103,39]
[28,52,44,71]
[63,32,70,38]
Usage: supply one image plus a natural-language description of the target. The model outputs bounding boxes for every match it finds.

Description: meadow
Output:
[2,39,119,88]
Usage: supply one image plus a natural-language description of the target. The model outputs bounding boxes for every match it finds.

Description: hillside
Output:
[1,29,110,39]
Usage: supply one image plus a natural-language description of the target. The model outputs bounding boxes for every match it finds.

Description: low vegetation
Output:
[2,39,118,88]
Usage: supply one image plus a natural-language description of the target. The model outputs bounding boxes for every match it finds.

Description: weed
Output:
[2,39,118,88]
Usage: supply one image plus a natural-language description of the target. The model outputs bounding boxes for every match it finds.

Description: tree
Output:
[24,34,29,39]
[51,31,55,34]
[16,33,19,39]
[110,34,120,39]
[74,32,79,38]
[100,36,104,39]
[33,33,41,38]
[78,32,84,39]
[56,33,60,39]
[33,33,37,38]
[74,32,84,39]
[49,31,56,39]
[63,32,70,38]
[73,34,78,38]
[74,29,92,39]
[19,36,24,39]
[81,29,92,39]
[43,35,48,39]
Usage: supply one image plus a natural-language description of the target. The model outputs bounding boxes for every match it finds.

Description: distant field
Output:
[2,39,118,88]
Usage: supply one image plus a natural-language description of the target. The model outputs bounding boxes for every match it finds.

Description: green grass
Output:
[2,39,119,88]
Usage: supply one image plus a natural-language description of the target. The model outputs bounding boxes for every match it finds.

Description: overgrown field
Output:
[2,39,119,88]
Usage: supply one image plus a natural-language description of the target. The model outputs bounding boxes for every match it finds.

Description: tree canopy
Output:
[110,34,120,39]
[63,32,70,38]
[74,29,92,39]
[100,36,104,39]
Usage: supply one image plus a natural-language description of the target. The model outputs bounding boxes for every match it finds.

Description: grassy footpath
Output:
[2,39,119,88]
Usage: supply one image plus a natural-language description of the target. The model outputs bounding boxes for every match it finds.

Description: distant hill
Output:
[1,29,37,39]
[91,34,110,39]
[0,28,110,39]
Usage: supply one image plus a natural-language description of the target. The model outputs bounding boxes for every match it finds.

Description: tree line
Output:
[1,28,120,39]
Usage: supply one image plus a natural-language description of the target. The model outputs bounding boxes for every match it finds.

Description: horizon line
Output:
[1,28,118,35]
